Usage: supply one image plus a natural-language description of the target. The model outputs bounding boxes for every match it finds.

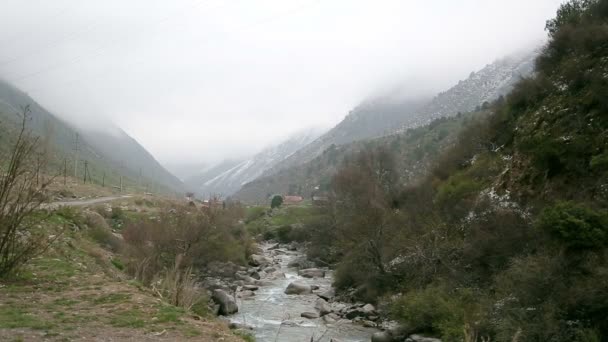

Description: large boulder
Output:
[249,254,271,267]
[314,298,332,316]
[318,288,335,301]
[211,289,238,315]
[298,268,326,278]
[284,281,312,295]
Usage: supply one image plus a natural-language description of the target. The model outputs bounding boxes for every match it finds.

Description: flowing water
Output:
[229,245,377,342]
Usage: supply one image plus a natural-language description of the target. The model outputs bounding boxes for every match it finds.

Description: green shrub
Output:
[88,225,122,252]
[270,195,283,209]
[110,258,125,270]
[390,286,490,342]
[536,201,608,249]
[245,206,266,223]
[590,152,608,171]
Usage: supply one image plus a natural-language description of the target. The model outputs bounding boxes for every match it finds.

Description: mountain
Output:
[0,78,183,193]
[184,127,325,197]
[397,49,539,131]
[256,50,538,184]
[233,49,539,203]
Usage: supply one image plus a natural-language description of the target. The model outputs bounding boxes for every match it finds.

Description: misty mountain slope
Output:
[235,112,478,203]
[234,50,538,202]
[184,127,325,197]
[399,50,538,130]
[0,78,183,193]
[259,50,537,181]
[258,98,429,179]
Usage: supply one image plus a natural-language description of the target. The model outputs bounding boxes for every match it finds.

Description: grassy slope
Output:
[0,197,243,342]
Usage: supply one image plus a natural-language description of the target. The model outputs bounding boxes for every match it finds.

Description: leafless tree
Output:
[0,106,56,277]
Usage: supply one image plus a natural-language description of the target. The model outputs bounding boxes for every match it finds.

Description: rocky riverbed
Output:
[203,242,380,341]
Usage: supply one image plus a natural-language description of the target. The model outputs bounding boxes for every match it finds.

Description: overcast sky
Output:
[0,0,563,165]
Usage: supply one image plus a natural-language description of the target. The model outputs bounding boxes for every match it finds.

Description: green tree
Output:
[270,195,283,209]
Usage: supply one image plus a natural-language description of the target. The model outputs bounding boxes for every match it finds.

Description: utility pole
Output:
[73,133,79,178]
[83,161,88,184]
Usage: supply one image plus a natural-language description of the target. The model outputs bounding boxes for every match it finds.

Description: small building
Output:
[283,195,304,205]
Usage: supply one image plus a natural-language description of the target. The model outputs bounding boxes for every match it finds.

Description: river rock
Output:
[235,272,256,284]
[301,312,320,319]
[249,254,271,266]
[287,257,314,269]
[237,290,255,298]
[362,320,377,328]
[264,266,276,273]
[285,281,312,295]
[249,271,261,280]
[318,288,335,301]
[298,268,325,278]
[242,285,259,291]
[211,289,238,315]
[315,298,332,316]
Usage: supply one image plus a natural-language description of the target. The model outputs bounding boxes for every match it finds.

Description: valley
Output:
[1,1,608,341]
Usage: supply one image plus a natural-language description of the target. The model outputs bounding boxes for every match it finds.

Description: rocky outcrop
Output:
[211,289,238,315]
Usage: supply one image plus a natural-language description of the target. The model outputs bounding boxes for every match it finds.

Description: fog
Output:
[0,0,563,165]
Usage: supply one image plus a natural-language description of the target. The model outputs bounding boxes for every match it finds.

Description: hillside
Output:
[235,113,480,203]
[295,1,608,340]
[184,127,324,197]
[0,79,183,193]
[234,50,537,203]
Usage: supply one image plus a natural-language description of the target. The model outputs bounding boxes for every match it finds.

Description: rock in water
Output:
[318,287,335,301]
[248,254,271,266]
[284,281,312,295]
[298,268,326,278]
[211,289,238,315]
[314,298,332,316]
[301,312,320,319]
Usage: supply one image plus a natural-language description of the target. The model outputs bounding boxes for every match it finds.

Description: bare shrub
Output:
[0,106,56,277]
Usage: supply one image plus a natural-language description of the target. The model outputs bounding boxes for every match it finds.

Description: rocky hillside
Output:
[184,127,324,197]
[234,50,538,203]
[235,113,479,203]
[301,1,608,339]
[0,78,183,193]
[398,50,538,130]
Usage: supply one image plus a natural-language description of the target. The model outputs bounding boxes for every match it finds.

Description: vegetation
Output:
[296,1,608,340]
[270,195,283,209]
[0,107,55,277]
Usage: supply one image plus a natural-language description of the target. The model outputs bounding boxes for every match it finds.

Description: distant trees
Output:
[270,195,283,209]
[0,106,55,277]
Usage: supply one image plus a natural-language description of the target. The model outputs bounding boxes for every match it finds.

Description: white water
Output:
[230,245,377,342]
